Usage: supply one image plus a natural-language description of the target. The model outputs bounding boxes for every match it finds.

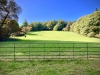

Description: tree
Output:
[63,22,71,31]
[53,25,59,31]
[6,20,20,33]
[0,0,22,41]
[53,20,65,31]
[0,0,22,29]
[71,11,100,37]
[47,20,56,30]
[95,8,98,11]
[0,26,10,41]
[21,20,28,27]
[67,22,71,29]
[41,22,48,30]
[30,22,42,31]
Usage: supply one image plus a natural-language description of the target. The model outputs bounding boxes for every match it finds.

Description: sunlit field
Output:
[11,31,100,43]
[0,31,100,75]
[1,0,100,74]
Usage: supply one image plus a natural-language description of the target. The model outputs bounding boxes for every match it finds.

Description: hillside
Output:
[71,11,100,38]
[12,31,100,43]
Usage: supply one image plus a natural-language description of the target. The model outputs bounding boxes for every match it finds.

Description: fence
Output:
[0,43,100,61]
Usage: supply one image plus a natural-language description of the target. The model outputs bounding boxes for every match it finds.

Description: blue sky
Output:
[15,0,100,25]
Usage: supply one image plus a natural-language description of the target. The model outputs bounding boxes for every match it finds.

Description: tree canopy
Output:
[0,0,22,41]
[0,0,22,29]
[21,20,28,27]
[71,11,100,38]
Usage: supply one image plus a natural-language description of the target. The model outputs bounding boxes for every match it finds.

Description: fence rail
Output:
[0,43,100,61]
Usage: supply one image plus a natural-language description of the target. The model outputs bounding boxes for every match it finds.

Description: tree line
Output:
[0,0,100,41]
[21,9,100,39]
[21,20,74,32]
[21,10,100,39]
[71,11,100,38]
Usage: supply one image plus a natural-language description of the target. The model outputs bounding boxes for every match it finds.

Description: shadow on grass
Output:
[26,33,38,36]
[1,38,96,44]
[0,38,20,42]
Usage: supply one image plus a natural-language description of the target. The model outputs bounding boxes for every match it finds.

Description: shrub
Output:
[53,25,58,31]
[70,22,75,32]
[71,11,100,37]
[95,32,100,38]
[62,28,67,31]
[11,32,25,37]
[0,27,10,41]
[87,32,95,37]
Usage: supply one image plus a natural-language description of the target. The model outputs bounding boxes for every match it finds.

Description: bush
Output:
[70,22,75,32]
[95,32,100,38]
[62,28,67,31]
[53,25,59,31]
[11,32,25,37]
[0,27,10,41]
[71,11,100,37]
[87,32,95,37]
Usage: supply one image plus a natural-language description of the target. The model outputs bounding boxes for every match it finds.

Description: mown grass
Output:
[0,59,100,75]
[0,32,100,60]
[0,42,100,61]
[0,31,100,75]
[9,31,100,42]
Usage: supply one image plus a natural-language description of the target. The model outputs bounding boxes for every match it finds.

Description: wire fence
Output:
[0,43,100,61]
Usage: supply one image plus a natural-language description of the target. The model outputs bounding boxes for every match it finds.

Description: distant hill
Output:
[71,11,100,38]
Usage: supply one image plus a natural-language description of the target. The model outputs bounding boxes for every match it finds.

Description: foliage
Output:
[53,20,66,31]
[0,20,20,41]
[21,20,28,27]
[95,32,100,38]
[0,0,22,29]
[62,22,71,31]
[71,11,100,37]
[87,32,95,37]
[47,20,56,30]
[0,0,22,41]
[26,25,32,31]
[53,25,59,31]
[0,26,10,41]
[6,20,20,33]
[11,31,25,37]
[21,25,32,34]
[95,8,99,11]
[41,22,48,30]
[30,22,42,31]
[21,20,68,31]
[70,22,76,32]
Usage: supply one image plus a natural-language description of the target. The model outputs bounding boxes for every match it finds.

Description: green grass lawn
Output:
[0,42,100,61]
[10,31,100,43]
[0,31,100,61]
[0,31,100,75]
[0,59,100,75]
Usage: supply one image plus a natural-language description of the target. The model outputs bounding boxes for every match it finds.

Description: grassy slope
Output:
[0,31,100,75]
[12,31,100,43]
